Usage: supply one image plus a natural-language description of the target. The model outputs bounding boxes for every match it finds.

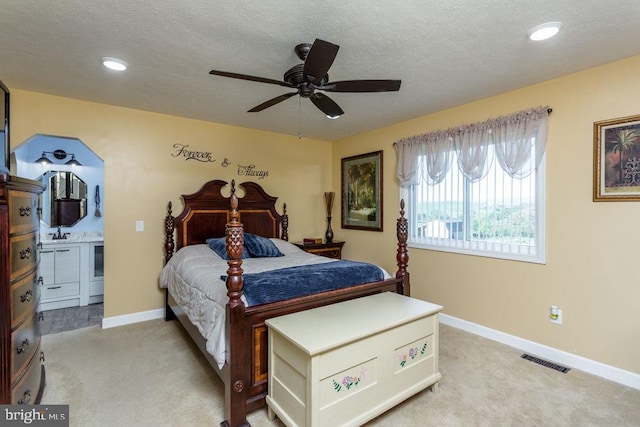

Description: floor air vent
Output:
[521,354,570,373]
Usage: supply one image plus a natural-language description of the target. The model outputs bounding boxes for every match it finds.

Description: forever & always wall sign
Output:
[170,143,269,179]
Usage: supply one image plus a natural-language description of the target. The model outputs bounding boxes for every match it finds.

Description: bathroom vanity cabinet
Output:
[40,244,80,309]
[39,238,104,311]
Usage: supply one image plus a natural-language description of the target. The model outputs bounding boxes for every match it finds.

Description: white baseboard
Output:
[100,308,639,390]
[102,308,165,329]
[439,313,640,390]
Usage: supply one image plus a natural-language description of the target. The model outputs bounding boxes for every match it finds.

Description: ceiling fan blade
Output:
[247,92,298,112]
[303,39,339,84]
[209,69,294,88]
[318,79,402,93]
[310,93,344,118]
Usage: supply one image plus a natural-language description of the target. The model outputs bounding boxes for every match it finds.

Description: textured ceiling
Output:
[2,1,640,141]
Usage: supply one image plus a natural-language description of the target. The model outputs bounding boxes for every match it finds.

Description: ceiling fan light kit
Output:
[209,39,401,119]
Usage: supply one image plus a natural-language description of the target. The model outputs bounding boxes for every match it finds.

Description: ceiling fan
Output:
[209,39,401,119]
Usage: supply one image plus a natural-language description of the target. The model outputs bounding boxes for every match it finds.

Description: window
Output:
[395,107,549,263]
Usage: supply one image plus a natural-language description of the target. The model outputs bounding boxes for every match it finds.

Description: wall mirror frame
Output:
[40,170,88,227]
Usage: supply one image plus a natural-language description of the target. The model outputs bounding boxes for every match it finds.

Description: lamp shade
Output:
[36,152,52,165]
[65,154,82,167]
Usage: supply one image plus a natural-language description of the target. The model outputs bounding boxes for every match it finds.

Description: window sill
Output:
[407,241,546,265]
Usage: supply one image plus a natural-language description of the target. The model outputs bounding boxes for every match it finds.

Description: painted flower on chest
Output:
[333,375,361,392]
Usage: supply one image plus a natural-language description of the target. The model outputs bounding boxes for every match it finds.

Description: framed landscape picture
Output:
[594,114,640,201]
[341,150,383,231]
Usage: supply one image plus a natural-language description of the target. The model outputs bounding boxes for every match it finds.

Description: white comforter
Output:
[159,239,385,369]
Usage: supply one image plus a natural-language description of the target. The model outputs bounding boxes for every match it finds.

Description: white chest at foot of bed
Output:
[266,292,443,427]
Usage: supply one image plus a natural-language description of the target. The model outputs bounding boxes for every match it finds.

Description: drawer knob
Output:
[19,206,32,217]
[17,389,32,405]
[16,338,30,355]
[19,247,33,259]
[36,276,44,286]
[20,289,33,303]
[233,380,245,393]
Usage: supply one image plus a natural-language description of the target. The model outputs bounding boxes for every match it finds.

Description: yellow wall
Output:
[9,55,640,376]
[334,55,640,375]
[10,90,333,318]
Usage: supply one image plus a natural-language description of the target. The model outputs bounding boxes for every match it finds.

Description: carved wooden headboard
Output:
[164,180,287,263]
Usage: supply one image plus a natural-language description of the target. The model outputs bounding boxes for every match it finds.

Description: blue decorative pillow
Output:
[206,237,252,260]
[243,233,284,257]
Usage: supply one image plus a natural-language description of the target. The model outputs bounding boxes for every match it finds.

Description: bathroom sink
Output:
[40,232,103,244]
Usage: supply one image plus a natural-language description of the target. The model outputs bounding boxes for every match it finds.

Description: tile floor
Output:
[40,303,103,335]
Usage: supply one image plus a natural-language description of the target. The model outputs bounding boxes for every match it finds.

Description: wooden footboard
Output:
[163,180,410,427]
[221,190,409,427]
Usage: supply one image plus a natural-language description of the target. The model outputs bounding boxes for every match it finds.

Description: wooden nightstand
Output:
[294,241,345,259]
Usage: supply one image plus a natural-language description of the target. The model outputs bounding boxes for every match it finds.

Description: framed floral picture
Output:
[341,150,383,231]
[594,114,640,201]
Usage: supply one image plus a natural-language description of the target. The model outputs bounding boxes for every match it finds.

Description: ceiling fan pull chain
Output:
[298,96,302,140]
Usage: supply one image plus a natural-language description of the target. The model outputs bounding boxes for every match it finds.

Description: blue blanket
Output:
[221,260,385,306]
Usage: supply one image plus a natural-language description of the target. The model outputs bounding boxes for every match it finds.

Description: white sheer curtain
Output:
[395,106,550,186]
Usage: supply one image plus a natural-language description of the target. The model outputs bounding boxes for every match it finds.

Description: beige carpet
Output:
[41,319,640,427]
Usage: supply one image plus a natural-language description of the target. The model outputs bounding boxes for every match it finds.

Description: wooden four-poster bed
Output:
[160,179,410,426]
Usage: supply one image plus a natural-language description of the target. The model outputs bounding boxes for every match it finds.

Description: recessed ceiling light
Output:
[527,22,562,41]
[101,57,128,71]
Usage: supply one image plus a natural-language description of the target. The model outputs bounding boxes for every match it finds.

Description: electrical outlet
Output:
[550,306,563,324]
[136,220,144,232]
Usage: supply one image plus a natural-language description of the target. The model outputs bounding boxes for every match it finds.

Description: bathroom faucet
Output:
[51,227,68,240]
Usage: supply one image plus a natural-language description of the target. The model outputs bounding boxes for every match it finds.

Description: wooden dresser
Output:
[0,174,46,404]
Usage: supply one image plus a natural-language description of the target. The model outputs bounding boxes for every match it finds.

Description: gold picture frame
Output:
[594,114,640,201]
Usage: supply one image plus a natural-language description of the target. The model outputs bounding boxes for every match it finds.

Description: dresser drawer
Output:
[11,270,40,326]
[308,247,342,259]
[42,281,80,300]
[8,190,40,235]
[10,232,39,281]
[11,313,41,380]
[11,352,43,405]
[294,241,344,259]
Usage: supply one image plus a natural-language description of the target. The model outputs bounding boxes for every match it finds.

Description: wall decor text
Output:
[171,144,216,163]
[237,164,269,179]
[170,144,270,179]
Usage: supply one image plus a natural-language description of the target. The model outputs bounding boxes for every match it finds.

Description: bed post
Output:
[280,203,288,241]
[396,199,410,296]
[164,202,177,321]
[164,201,175,264]
[222,181,251,427]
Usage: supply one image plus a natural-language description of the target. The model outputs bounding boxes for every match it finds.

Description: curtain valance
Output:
[394,106,550,186]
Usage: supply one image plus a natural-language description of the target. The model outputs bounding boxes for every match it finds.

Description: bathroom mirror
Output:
[41,171,88,227]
